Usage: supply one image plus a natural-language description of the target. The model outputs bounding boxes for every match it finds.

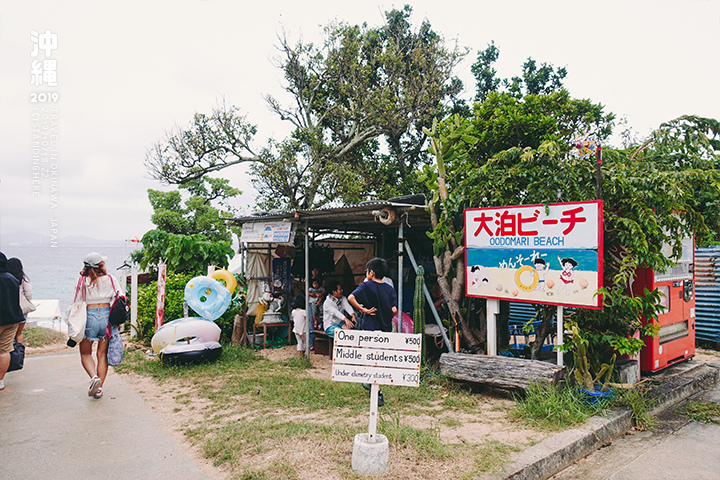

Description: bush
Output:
[23,326,65,348]
[135,271,246,344]
[135,272,196,342]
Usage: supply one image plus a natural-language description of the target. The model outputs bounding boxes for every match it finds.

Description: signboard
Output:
[241,221,295,244]
[464,200,603,309]
[331,330,421,387]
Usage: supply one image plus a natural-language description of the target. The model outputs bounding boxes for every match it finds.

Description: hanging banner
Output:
[241,221,296,244]
[156,261,167,329]
[464,200,603,309]
[272,257,292,295]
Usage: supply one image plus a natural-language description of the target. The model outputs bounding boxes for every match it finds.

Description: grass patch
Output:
[511,382,597,431]
[193,415,353,465]
[116,344,549,478]
[679,401,720,424]
[458,441,522,479]
[22,326,65,347]
[614,386,656,430]
[440,416,464,428]
[379,412,448,459]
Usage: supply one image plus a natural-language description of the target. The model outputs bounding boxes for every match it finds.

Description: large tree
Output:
[260,5,465,208]
[145,6,465,210]
[144,103,261,185]
[419,85,615,354]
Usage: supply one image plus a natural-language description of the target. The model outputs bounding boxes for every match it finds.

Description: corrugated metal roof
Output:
[228,197,432,234]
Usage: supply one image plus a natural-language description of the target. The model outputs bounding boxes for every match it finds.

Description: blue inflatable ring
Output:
[184,276,232,321]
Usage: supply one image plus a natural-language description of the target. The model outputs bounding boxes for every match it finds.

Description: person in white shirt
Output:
[322,281,356,337]
[74,252,121,400]
[291,296,308,354]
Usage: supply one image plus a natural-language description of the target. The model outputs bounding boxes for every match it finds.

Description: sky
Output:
[1,0,719,246]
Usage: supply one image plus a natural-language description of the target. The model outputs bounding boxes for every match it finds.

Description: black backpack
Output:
[108,276,130,326]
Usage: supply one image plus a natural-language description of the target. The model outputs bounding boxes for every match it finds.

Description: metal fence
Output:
[695,246,720,343]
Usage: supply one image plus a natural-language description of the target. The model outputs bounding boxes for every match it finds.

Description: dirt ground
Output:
[123,344,548,479]
[27,341,720,479]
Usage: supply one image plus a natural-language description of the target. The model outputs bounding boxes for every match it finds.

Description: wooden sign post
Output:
[332,330,421,439]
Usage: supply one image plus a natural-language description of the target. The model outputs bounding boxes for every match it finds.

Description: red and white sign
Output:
[156,262,167,329]
[464,201,603,309]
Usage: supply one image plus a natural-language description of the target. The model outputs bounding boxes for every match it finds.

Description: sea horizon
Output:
[0,243,141,312]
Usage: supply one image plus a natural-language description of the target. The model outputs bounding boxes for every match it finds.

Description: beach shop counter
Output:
[228,196,453,355]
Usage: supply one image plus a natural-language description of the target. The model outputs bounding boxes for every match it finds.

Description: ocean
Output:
[0,244,140,313]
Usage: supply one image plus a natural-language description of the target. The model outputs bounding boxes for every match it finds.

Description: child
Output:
[308,277,325,330]
[348,257,397,407]
[348,258,397,332]
[291,296,308,354]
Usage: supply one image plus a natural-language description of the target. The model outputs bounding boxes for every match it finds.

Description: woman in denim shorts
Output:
[75,252,121,400]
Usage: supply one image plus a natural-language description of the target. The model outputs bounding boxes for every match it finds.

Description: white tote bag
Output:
[64,277,87,346]
[20,290,36,314]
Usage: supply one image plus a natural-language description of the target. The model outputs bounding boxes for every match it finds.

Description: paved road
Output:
[0,350,215,480]
[550,383,720,480]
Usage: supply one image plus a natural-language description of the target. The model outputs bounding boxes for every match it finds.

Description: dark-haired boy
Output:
[348,257,397,406]
[348,257,397,333]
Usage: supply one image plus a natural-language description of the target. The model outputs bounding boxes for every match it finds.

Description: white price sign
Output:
[334,329,421,352]
[332,330,421,387]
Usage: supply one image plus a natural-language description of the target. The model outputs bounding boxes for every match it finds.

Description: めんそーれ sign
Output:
[464,201,603,309]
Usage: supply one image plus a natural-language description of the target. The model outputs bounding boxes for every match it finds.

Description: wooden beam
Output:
[439,353,566,391]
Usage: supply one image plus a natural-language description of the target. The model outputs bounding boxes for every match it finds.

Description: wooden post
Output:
[368,384,380,441]
[130,266,138,337]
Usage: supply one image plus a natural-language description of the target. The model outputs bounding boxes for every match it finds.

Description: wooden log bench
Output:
[439,352,566,391]
[313,330,334,359]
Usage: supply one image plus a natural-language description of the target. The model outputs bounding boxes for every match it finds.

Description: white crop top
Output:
[76,275,121,304]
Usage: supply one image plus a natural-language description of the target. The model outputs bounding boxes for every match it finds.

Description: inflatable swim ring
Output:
[184,276,232,320]
[151,317,221,353]
[211,269,237,295]
[514,265,539,292]
[159,339,222,366]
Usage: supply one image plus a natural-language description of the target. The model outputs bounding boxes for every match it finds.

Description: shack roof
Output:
[228,195,432,235]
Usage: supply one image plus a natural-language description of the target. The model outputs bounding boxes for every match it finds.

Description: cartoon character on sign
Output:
[556,256,578,296]
[470,265,492,289]
[533,258,550,292]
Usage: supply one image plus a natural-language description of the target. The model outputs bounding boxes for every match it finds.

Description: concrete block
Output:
[351,433,389,476]
[617,359,640,384]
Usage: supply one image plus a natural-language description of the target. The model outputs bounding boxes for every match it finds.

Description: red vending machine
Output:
[633,236,695,372]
